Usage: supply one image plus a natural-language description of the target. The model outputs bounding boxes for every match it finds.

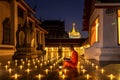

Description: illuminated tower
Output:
[69,23,81,38]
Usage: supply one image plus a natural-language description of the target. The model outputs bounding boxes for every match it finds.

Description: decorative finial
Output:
[72,22,75,27]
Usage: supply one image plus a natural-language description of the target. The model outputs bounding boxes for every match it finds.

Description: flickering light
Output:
[19,65,23,70]
[35,74,43,79]
[7,61,11,65]
[8,68,12,74]
[107,74,115,80]
[22,61,25,65]
[80,65,84,69]
[85,74,91,80]
[21,59,23,62]
[45,69,49,74]
[50,66,53,70]
[28,60,30,63]
[35,65,37,69]
[62,74,65,79]
[26,58,28,61]
[25,68,31,74]
[5,65,8,69]
[44,62,47,65]
[59,71,63,76]
[11,73,21,80]
[63,69,67,74]
[81,69,86,74]
[100,68,105,74]
[27,63,30,67]
[92,63,94,67]
[15,63,17,66]
[53,63,56,67]
[36,58,38,61]
[40,63,43,67]
[15,60,17,63]
[59,66,62,70]
[37,60,40,63]
[95,65,99,70]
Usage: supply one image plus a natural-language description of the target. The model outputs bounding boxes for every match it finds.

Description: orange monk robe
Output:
[63,51,78,68]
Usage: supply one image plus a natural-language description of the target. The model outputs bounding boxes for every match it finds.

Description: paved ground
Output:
[0,57,120,80]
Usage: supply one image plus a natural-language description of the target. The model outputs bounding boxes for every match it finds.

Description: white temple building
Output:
[82,0,120,61]
[69,23,81,38]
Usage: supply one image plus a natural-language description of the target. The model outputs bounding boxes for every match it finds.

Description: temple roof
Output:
[69,23,81,38]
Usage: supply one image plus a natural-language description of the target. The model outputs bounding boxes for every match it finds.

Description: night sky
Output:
[25,0,88,38]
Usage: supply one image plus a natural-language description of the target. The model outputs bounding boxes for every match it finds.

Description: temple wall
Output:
[103,9,118,47]
[0,1,11,44]
[84,8,120,61]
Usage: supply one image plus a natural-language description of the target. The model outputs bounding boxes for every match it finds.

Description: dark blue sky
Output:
[25,0,88,38]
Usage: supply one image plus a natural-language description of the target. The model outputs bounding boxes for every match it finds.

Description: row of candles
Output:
[0,57,116,80]
[76,59,116,80]
[0,57,64,80]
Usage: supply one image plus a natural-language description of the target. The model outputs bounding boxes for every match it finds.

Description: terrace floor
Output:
[0,56,120,80]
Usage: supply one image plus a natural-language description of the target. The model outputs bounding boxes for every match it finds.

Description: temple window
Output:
[118,10,120,45]
[90,18,99,45]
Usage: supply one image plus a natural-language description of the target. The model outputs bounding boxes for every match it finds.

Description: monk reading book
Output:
[63,45,78,68]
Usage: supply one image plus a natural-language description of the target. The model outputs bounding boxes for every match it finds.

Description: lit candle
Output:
[95,65,99,70]
[81,69,86,74]
[35,65,37,69]
[19,65,23,70]
[40,63,43,67]
[59,71,63,76]
[22,61,25,65]
[15,60,17,63]
[59,66,62,70]
[101,68,105,74]
[85,74,91,80]
[27,63,30,67]
[26,58,28,61]
[7,61,11,65]
[28,60,30,63]
[64,69,67,74]
[107,74,115,80]
[25,69,31,74]
[37,60,40,63]
[36,58,38,61]
[35,74,43,80]
[21,59,23,62]
[62,74,65,79]
[78,61,80,65]
[8,68,12,74]
[80,65,84,69]
[50,66,53,70]
[33,62,36,65]
[15,63,17,66]
[32,59,35,62]
[5,65,8,69]
[44,62,47,65]
[11,73,21,80]
[92,63,94,67]
[53,63,56,67]
[45,69,49,74]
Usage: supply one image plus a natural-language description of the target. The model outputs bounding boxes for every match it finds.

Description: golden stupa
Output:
[69,23,81,38]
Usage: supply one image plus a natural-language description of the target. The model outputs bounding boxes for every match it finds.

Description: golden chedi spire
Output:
[69,22,81,38]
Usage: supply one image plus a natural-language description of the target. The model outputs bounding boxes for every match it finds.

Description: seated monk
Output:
[63,45,78,68]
